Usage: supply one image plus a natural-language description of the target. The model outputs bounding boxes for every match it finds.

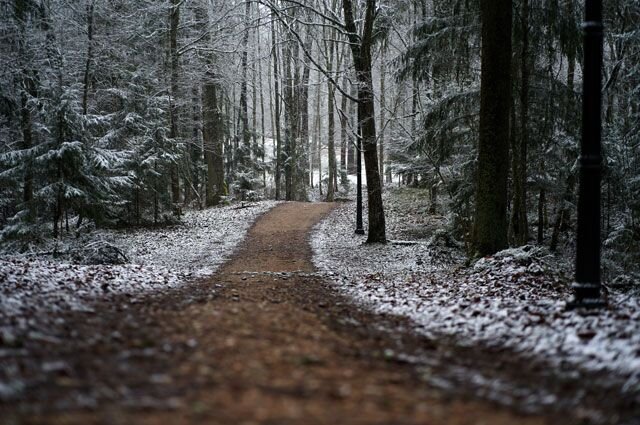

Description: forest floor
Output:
[0,201,637,424]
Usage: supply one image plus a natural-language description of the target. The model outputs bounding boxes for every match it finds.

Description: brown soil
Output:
[1,202,576,424]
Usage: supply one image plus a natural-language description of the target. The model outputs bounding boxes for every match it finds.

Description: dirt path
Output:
[3,202,568,424]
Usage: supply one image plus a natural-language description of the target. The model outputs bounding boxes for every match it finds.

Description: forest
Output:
[0,0,639,424]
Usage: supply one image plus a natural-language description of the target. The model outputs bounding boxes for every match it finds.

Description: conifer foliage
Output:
[0,0,638,279]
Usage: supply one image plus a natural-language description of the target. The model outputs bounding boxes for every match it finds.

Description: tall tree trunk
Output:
[550,174,575,251]
[15,0,34,213]
[225,95,234,178]
[283,34,295,200]
[325,26,337,202]
[510,0,529,246]
[195,0,224,207]
[313,71,322,192]
[186,85,202,206]
[343,0,386,243]
[82,0,95,116]
[347,84,357,175]
[257,14,267,188]
[153,162,159,225]
[271,17,283,199]
[252,56,258,164]
[378,40,386,182]
[297,27,312,199]
[203,82,225,207]
[340,74,349,178]
[472,0,512,256]
[169,0,181,205]
[238,0,251,172]
[537,187,545,244]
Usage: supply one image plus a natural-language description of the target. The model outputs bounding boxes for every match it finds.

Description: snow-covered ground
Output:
[0,202,278,353]
[311,192,640,404]
[101,201,280,276]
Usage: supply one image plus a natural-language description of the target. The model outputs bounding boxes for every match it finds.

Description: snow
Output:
[0,201,278,310]
[0,201,279,377]
[100,201,280,276]
[311,192,640,407]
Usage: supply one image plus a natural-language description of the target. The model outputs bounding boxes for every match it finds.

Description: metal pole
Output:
[570,0,605,309]
[355,131,365,235]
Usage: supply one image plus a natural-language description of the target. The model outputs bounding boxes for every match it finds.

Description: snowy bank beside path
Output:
[312,198,640,408]
[104,201,281,276]
[0,202,278,346]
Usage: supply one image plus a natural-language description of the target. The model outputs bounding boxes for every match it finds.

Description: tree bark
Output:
[15,0,34,212]
[257,14,267,187]
[343,0,386,243]
[271,17,283,199]
[325,25,337,202]
[203,82,225,207]
[197,0,224,207]
[537,187,545,244]
[313,70,323,193]
[297,26,312,199]
[472,0,512,256]
[510,0,529,246]
[282,30,296,200]
[346,84,357,175]
[82,0,95,116]
[169,0,181,205]
[378,40,386,183]
[238,0,251,171]
[340,73,349,178]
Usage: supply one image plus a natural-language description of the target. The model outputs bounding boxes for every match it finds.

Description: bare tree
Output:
[343,0,386,243]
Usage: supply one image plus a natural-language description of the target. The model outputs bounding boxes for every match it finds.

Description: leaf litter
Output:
[0,201,279,401]
[311,190,640,421]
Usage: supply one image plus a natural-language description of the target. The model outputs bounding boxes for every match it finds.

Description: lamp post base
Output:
[355,228,365,235]
[566,282,607,310]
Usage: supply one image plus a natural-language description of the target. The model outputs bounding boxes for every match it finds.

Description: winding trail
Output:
[3,202,561,424]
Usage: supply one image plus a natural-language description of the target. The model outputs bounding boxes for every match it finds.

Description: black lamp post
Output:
[570,0,606,309]
[355,131,365,235]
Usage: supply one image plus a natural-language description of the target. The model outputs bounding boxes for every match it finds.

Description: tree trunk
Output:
[271,17,283,200]
[283,34,296,201]
[378,40,386,182]
[16,0,34,213]
[257,15,267,188]
[510,0,529,246]
[238,0,251,172]
[297,28,312,199]
[169,0,181,205]
[314,72,322,193]
[325,27,337,202]
[340,74,349,178]
[203,82,225,207]
[153,161,159,225]
[343,0,386,243]
[347,84,357,175]
[82,0,95,116]
[537,187,545,244]
[472,0,512,256]
[252,56,258,164]
[549,174,575,251]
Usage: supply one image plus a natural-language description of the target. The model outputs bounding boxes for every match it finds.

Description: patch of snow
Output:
[0,258,185,317]
[102,201,280,275]
[311,194,640,409]
[0,201,279,365]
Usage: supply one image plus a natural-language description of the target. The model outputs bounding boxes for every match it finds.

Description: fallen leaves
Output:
[312,194,640,405]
